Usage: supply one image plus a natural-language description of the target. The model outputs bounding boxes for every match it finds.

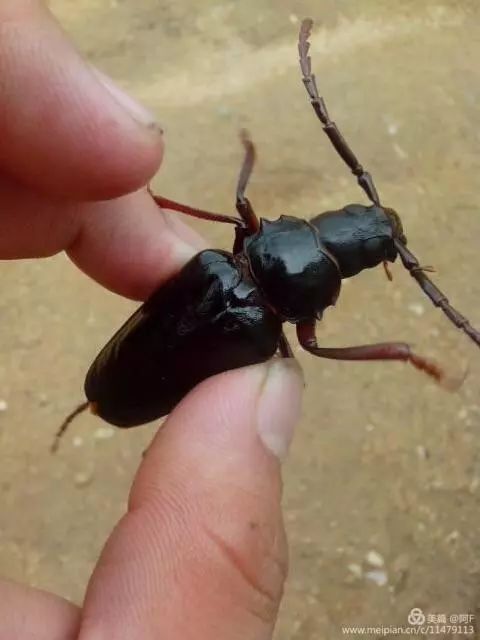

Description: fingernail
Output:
[257,359,304,461]
[92,67,161,132]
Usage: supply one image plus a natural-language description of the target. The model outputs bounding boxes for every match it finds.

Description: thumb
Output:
[79,360,303,640]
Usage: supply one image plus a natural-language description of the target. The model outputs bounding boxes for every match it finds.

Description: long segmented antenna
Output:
[51,401,90,453]
[395,240,480,348]
[300,18,480,351]
[298,18,380,205]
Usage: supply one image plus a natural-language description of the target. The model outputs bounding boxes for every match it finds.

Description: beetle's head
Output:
[384,206,407,246]
[310,204,407,278]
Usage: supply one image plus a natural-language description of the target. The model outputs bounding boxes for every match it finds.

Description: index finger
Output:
[0,1,162,200]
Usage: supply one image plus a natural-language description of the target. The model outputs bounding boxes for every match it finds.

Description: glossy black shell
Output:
[85,207,397,428]
[244,216,341,322]
[86,250,282,427]
[310,204,397,278]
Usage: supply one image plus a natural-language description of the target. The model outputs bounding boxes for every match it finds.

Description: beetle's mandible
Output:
[52,18,480,451]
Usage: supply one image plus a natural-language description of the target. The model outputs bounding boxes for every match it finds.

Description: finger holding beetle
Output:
[0,0,205,299]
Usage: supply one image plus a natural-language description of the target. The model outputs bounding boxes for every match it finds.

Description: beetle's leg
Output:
[150,193,242,226]
[298,19,380,206]
[382,261,393,281]
[297,319,462,389]
[395,240,480,348]
[278,331,295,358]
[236,129,261,234]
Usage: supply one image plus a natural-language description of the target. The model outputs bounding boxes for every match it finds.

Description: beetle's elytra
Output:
[86,249,282,427]
[52,18,480,451]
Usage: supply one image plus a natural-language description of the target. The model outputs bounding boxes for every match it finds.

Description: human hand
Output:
[0,3,304,639]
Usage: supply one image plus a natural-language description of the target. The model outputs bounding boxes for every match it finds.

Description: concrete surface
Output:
[1,1,480,637]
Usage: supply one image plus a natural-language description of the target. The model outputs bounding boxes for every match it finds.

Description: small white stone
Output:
[365,569,388,586]
[74,471,93,487]
[387,122,399,136]
[469,476,480,493]
[393,143,408,159]
[94,426,115,440]
[289,13,299,24]
[416,445,428,460]
[72,436,84,448]
[366,550,385,568]
[408,302,425,316]
[38,394,48,407]
[445,530,459,544]
[347,563,363,578]
[0,399,7,412]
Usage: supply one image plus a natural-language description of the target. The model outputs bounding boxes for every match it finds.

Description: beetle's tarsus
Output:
[382,261,393,281]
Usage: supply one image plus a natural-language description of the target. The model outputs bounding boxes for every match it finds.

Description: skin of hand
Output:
[0,3,304,640]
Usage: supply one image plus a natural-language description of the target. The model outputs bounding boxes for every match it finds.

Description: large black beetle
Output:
[52,19,480,449]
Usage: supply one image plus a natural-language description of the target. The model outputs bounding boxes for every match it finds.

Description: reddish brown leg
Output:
[231,129,262,254]
[151,193,241,226]
[297,319,460,389]
[278,331,294,358]
[236,130,260,233]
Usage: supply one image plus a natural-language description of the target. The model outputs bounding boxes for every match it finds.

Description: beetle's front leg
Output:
[235,130,261,234]
[278,331,294,358]
[150,190,242,227]
[232,223,249,255]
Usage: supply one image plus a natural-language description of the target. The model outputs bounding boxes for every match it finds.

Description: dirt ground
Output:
[1,1,480,638]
